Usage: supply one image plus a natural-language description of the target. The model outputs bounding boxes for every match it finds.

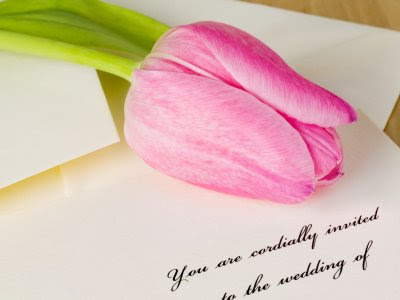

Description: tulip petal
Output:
[144,21,357,127]
[287,118,344,186]
[142,25,241,87]
[125,70,315,203]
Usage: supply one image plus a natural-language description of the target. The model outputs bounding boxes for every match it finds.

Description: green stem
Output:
[0,0,170,81]
[0,30,138,81]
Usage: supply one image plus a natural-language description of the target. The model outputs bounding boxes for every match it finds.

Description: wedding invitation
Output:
[0,112,398,299]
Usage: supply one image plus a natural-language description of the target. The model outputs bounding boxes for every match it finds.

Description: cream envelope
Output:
[0,112,398,299]
[0,52,119,189]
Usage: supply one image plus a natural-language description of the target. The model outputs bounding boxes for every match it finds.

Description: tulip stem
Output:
[0,30,139,81]
[0,0,170,81]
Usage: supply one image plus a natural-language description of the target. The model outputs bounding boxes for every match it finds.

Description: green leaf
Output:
[0,0,170,80]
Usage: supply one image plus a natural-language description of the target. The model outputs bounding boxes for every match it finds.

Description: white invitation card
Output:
[0,112,398,299]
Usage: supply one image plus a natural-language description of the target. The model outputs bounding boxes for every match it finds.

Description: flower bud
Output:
[124,21,356,203]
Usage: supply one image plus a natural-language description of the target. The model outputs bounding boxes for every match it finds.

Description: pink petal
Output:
[125,70,315,203]
[287,118,344,186]
[144,21,357,127]
[141,25,239,86]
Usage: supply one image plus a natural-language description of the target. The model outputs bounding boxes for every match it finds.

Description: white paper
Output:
[0,112,399,299]
[0,52,119,188]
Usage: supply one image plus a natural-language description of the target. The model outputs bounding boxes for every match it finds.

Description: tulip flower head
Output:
[0,0,356,203]
[124,21,357,203]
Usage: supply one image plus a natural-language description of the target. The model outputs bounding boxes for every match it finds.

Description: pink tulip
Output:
[124,21,357,203]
